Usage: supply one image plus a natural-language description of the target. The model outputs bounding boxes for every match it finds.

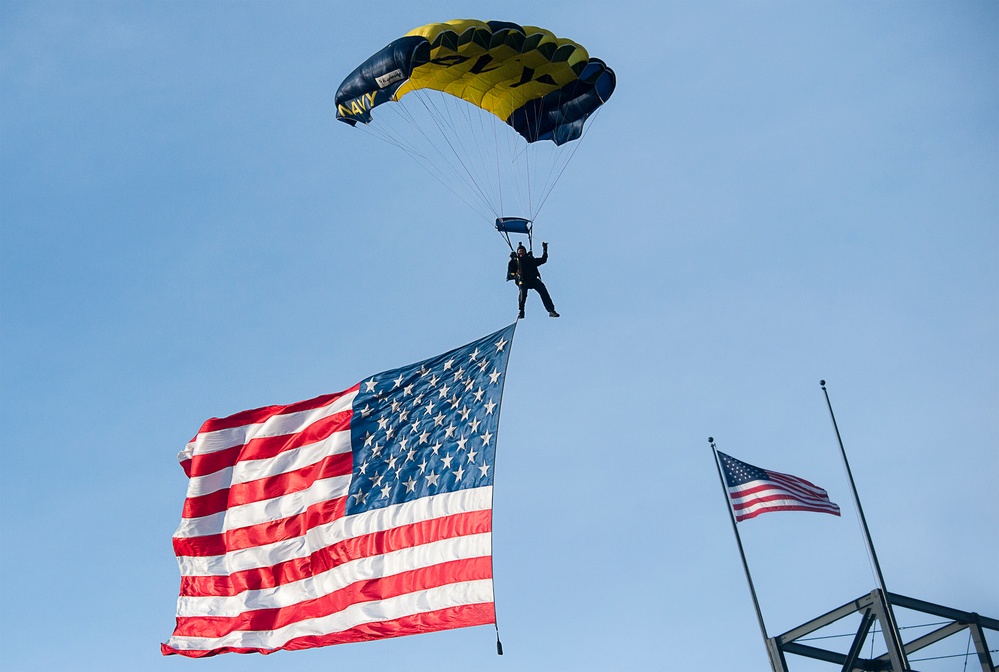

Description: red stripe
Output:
[731,489,833,511]
[182,410,352,479]
[172,557,492,638]
[192,386,358,436]
[178,509,493,597]
[161,602,495,657]
[735,503,841,521]
[173,497,347,558]
[182,451,352,519]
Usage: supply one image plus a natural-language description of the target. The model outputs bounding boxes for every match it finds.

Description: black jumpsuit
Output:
[507,249,556,315]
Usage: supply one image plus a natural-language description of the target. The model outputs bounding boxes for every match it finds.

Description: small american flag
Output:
[162,324,516,657]
[718,451,841,522]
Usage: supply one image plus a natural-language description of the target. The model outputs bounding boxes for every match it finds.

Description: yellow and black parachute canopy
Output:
[335,19,615,145]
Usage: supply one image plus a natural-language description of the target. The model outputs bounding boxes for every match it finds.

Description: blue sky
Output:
[1,2,996,670]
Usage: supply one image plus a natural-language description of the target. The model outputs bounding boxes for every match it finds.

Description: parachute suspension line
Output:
[415,90,502,222]
[376,93,484,215]
[410,91,497,220]
[356,112,491,224]
[493,113,504,219]
[533,107,604,219]
[455,86,500,220]
[442,91,489,205]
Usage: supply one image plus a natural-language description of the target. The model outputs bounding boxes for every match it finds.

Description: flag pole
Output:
[709,437,780,672]
[819,380,909,669]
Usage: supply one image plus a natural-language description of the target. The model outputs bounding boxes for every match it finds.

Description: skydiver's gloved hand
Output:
[542,241,548,251]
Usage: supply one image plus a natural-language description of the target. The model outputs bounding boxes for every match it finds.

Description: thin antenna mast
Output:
[709,438,783,672]
[819,380,909,670]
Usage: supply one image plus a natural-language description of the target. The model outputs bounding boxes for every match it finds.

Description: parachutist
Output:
[507,242,558,319]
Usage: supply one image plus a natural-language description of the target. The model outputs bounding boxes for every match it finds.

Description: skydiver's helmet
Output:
[517,243,526,256]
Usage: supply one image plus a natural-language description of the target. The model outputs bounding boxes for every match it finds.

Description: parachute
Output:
[335,19,615,245]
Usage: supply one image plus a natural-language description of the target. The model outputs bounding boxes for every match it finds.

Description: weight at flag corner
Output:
[163,323,517,657]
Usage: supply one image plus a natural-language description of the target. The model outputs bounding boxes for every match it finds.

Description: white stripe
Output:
[731,490,832,509]
[767,472,831,499]
[165,579,493,652]
[734,491,840,516]
[729,479,830,506]
[173,474,351,539]
[184,430,352,498]
[177,390,357,462]
[177,532,491,617]
[175,486,492,576]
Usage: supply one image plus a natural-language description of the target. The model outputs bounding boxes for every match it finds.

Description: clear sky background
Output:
[2,2,996,671]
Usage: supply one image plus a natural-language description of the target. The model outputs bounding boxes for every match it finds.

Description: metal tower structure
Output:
[766,589,997,672]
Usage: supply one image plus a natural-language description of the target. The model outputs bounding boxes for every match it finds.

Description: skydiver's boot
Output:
[518,310,525,319]
[548,310,559,318]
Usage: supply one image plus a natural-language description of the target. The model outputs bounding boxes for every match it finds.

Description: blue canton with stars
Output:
[718,451,770,488]
[346,324,517,515]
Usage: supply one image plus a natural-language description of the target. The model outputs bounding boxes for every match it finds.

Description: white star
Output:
[444,423,456,438]
[452,464,465,481]
[385,426,396,441]
[418,430,430,445]
[393,374,404,389]
[364,378,377,392]
[450,394,461,409]
[403,384,414,396]
[418,458,428,473]
[419,366,429,378]
[464,377,475,391]
[357,460,369,475]
[469,417,480,433]
[466,448,478,463]
[441,453,454,469]
[478,359,489,371]
[478,463,490,478]
[453,367,465,382]
[438,383,450,399]
[494,337,507,352]
[380,483,392,499]
[353,490,368,505]
[363,431,375,447]
[480,430,492,446]
[398,408,409,423]
[484,399,496,415]
[377,416,389,430]
[426,471,440,487]
[370,471,384,488]
[406,447,417,462]
[434,412,446,426]
[409,418,422,434]
[443,358,454,371]
[489,370,502,384]
[431,442,442,455]
[424,399,435,416]
[371,442,385,458]
[429,374,439,387]
[469,348,479,362]
[459,405,471,420]
[413,392,424,406]
[386,454,398,471]
[456,435,468,451]
[360,404,373,417]
[390,399,401,413]
[397,437,407,452]
[474,388,485,402]
[403,477,418,493]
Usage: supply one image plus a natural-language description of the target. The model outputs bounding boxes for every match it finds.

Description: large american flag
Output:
[162,324,516,657]
[718,451,841,522]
